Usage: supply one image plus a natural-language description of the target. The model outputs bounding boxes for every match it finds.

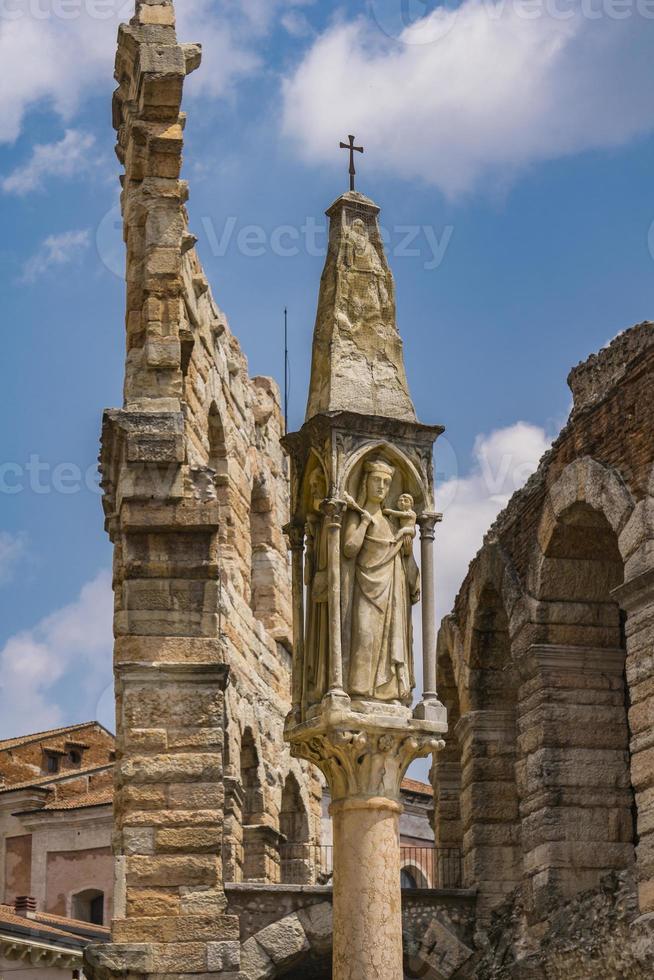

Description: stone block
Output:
[155,827,222,853]
[126,854,220,887]
[206,941,241,971]
[255,913,309,966]
[297,901,333,955]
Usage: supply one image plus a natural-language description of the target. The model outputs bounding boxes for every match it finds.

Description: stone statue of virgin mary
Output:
[341,458,418,704]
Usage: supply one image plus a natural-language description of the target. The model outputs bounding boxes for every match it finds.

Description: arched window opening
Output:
[72,889,104,925]
[527,500,634,908]
[432,632,463,888]
[280,773,311,884]
[208,404,228,489]
[401,868,418,889]
[249,473,275,620]
[462,585,521,917]
[240,729,267,881]
[241,729,263,826]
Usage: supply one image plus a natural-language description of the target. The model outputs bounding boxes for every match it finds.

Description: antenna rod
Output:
[284,306,289,434]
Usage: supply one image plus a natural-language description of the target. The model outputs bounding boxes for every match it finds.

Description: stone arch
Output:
[520,458,636,914]
[534,456,634,567]
[240,726,274,882]
[249,469,273,620]
[279,771,311,884]
[456,569,522,918]
[340,441,429,515]
[432,621,464,887]
[238,902,473,980]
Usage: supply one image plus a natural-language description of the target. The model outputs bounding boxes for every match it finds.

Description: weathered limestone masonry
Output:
[85,3,320,977]
[283,189,448,979]
[433,322,654,974]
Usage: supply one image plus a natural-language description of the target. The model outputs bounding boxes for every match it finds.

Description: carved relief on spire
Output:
[305,191,417,423]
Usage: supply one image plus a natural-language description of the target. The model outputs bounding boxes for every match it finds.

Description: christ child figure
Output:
[384,493,420,603]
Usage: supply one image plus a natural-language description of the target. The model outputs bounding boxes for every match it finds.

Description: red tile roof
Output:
[42,786,113,811]
[0,722,113,753]
[0,763,113,795]
[0,904,109,944]
[401,777,434,797]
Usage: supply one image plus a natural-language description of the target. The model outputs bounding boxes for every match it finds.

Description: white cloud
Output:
[0,533,27,586]
[2,129,95,195]
[0,0,313,144]
[0,570,113,739]
[435,422,552,621]
[281,4,654,197]
[21,228,90,283]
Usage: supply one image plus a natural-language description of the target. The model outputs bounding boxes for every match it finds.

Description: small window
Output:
[69,749,82,766]
[46,754,59,774]
[72,889,104,925]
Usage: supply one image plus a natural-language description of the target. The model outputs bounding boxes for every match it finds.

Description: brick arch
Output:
[534,456,634,568]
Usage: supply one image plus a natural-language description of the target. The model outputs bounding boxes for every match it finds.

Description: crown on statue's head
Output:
[364,459,395,478]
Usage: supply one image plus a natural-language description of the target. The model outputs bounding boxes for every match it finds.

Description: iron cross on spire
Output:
[340,135,364,192]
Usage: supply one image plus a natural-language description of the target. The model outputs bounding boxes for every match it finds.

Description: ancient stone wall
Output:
[433,323,654,970]
[86,3,320,976]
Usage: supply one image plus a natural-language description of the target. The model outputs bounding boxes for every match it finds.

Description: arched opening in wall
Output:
[208,403,228,487]
[240,729,267,881]
[432,634,464,888]
[400,864,428,889]
[280,772,311,884]
[462,585,522,916]
[528,500,634,906]
[249,472,275,622]
[208,402,233,566]
[72,889,104,925]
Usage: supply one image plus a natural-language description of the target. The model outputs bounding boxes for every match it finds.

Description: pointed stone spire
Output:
[305,191,417,423]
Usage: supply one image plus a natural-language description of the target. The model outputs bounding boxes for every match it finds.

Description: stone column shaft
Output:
[322,500,347,697]
[414,514,445,724]
[286,523,306,718]
[418,513,440,700]
[332,797,403,980]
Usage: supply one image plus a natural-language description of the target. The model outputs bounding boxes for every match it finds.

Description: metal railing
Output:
[224,842,462,889]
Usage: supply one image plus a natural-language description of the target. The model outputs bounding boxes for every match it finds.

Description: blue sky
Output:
[0,0,653,739]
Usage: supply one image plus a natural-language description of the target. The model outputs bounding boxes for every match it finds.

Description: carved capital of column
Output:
[417,511,443,540]
[320,497,347,525]
[290,720,444,804]
[283,520,305,551]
